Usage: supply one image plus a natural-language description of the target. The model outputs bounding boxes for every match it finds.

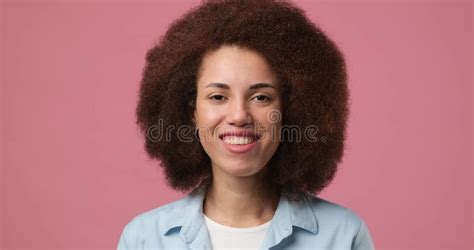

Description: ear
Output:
[192,110,197,125]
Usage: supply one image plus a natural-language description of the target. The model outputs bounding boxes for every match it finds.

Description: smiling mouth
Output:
[221,136,259,145]
[220,135,259,154]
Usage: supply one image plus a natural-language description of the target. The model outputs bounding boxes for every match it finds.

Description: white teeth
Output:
[222,136,255,145]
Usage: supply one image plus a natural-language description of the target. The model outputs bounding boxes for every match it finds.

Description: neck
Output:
[203,165,280,228]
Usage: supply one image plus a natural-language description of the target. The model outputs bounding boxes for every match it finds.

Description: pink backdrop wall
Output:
[1,0,472,249]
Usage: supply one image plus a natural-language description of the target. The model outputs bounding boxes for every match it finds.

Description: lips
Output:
[222,136,256,144]
[218,130,260,154]
[218,131,260,140]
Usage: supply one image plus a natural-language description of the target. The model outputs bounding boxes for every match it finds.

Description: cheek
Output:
[256,108,282,127]
[195,109,221,127]
[260,109,283,143]
[195,101,216,124]
[194,106,225,141]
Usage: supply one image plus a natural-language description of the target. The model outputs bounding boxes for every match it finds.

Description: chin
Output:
[216,160,264,177]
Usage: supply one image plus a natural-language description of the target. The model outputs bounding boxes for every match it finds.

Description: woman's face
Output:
[194,45,282,177]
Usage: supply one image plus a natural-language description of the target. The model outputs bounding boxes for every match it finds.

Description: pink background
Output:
[1,0,472,249]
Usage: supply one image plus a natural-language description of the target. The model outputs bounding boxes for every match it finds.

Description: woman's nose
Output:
[226,99,252,126]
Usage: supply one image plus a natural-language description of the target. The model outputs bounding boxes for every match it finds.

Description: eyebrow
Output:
[205,82,276,90]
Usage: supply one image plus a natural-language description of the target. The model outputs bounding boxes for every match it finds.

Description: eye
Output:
[208,95,227,102]
[253,95,271,103]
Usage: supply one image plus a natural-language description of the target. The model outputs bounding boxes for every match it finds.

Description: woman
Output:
[118,0,375,249]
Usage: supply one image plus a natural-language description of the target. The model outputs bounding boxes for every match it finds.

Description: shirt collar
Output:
[163,188,319,244]
[286,192,319,234]
[163,189,205,241]
[259,191,318,249]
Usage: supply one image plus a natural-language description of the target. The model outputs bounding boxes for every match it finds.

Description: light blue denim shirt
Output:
[117,189,375,250]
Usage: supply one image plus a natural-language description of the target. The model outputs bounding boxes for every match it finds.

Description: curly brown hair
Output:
[136,0,348,201]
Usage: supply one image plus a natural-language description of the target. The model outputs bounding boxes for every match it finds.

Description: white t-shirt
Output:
[204,215,271,250]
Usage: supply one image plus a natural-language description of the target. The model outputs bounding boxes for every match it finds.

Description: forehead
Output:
[197,45,278,88]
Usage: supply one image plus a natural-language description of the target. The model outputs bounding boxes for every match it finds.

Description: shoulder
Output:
[302,193,375,249]
[303,193,365,228]
[117,196,188,248]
